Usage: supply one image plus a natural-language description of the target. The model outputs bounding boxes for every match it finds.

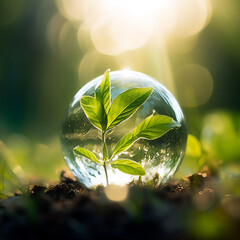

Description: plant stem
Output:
[102,131,109,185]
[103,162,109,186]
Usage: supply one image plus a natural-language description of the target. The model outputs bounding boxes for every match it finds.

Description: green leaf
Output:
[74,147,101,164]
[132,114,181,140]
[98,69,111,114]
[80,96,106,131]
[186,134,202,158]
[111,159,145,175]
[112,132,134,156]
[107,87,153,130]
[112,114,181,157]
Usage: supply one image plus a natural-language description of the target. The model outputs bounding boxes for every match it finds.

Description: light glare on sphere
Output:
[61,70,187,188]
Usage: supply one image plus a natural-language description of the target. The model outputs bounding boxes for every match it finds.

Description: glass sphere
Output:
[61,70,187,188]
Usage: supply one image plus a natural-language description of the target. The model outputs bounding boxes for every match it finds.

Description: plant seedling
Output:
[74,69,181,185]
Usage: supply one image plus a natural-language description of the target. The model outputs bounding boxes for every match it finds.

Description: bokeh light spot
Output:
[90,14,153,55]
[104,185,129,202]
[175,64,214,107]
[172,0,212,38]
[57,0,85,22]
[57,0,212,55]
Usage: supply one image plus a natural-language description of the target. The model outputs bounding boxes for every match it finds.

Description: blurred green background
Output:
[0,0,240,193]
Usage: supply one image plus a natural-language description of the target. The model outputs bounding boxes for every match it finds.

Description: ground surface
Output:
[0,168,240,240]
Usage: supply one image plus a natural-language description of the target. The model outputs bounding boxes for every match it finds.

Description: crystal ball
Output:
[61,70,187,188]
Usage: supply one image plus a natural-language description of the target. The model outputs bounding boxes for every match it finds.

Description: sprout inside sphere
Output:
[61,70,187,188]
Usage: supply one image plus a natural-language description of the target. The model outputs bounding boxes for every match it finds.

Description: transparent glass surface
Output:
[61,70,187,188]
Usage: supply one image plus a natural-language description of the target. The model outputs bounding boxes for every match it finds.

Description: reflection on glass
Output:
[61,70,187,188]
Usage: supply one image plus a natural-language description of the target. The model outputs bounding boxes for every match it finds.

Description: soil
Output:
[0,168,240,240]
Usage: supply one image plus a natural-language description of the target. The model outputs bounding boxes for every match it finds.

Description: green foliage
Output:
[200,111,240,178]
[73,147,101,164]
[0,136,66,196]
[80,96,107,131]
[186,134,202,158]
[107,87,153,130]
[112,114,180,157]
[201,111,240,163]
[175,134,203,178]
[74,69,181,185]
[111,159,145,175]
[0,140,21,199]
[96,69,111,114]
